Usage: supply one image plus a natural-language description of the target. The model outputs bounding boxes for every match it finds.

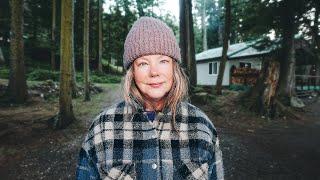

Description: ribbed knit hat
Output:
[123,17,181,70]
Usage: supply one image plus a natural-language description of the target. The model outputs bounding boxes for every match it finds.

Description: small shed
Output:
[196,37,318,86]
[196,41,271,86]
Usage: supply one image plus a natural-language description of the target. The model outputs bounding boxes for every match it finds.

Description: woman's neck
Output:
[144,100,165,111]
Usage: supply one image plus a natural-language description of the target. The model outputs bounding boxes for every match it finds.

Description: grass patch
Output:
[73,83,120,119]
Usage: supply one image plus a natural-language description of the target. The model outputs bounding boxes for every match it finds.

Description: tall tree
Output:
[98,0,103,73]
[55,0,76,129]
[179,0,197,90]
[309,0,320,85]
[7,0,28,103]
[237,0,315,116]
[201,0,208,51]
[51,0,57,70]
[215,0,231,95]
[277,0,296,97]
[0,48,5,64]
[84,0,90,101]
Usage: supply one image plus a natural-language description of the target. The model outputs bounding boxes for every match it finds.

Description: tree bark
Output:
[278,0,296,99]
[0,47,5,64]
[179,0,187,68]
[7,0,28,103]
[216,0,231,95]
[56,0,76,129]
[244,59,280,117]
[51,0,56,71]
[84,0,90,101]
[201,0,208,51]
[311,1,320,85]
[98,0,103,73]
[179,0,197,91]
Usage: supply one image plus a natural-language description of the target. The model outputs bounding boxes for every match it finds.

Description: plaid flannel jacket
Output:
[76,101,224,180]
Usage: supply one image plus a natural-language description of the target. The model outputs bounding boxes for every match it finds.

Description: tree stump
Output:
[243,59,280,118]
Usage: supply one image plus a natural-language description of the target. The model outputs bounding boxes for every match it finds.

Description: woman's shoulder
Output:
[180,102,217,135]
[87,101,132,129]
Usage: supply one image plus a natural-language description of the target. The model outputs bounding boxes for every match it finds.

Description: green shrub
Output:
[1,66,122,84]
[27,69,60,81]
[0,67,10,79]
[228,84,251,91]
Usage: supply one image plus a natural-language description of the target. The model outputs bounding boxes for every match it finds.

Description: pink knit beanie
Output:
[123,17,181,70]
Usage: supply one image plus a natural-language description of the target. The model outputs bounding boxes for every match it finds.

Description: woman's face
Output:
[133,55,174,105]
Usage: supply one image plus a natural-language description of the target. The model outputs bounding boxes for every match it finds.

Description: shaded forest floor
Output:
[0,80,319,179]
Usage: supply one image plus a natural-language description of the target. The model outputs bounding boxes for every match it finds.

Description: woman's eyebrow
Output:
[138,57,149,61]
[157,55,169,60]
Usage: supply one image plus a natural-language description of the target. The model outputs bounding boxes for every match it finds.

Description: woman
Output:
[76,17,224,180]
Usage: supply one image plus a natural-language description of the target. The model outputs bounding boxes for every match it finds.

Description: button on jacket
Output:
[76,101,224,180]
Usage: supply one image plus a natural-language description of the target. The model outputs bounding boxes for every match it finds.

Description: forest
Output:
[0,0,320,179]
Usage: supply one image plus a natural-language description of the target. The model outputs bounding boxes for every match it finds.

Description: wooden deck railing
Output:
[295,75,320,91]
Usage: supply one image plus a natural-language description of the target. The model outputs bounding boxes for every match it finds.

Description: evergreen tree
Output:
[7,0,28,103]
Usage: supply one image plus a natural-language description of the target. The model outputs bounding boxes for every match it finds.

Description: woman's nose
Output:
[149,63,159,77]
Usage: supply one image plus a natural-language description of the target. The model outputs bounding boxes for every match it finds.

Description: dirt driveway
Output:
[0,83,319,179]
[197,93,320,179]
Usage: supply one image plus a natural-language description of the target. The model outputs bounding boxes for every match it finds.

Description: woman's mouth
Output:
[148,82,163,88]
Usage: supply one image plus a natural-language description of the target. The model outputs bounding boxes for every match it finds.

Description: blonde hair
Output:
[123,60,189,125]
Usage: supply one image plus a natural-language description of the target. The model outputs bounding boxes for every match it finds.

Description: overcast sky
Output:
[103,0,180,20]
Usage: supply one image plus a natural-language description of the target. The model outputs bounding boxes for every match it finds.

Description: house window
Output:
[209,62,218,75]
[240,62,251,68]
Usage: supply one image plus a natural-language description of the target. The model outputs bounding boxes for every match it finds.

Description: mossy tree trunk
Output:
[179,0,197,92]
[55,0,76,129]
[51,0,57,71]
[201,0,207,51]
[7,0,28,103]
[84,0,90,101]
[278,0,296,99]
[0,47,5,64]
[98,0,103,73]
[215,0,231,95]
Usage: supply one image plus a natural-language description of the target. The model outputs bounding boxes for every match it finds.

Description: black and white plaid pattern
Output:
[77,101,224,180]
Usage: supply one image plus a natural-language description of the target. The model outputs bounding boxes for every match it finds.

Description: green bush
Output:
[27,69,60,81]
[1,66,122,84]
[90,74,121,83]
[228,84,251,91]
[76,72,121,84]
[0,67,10,79]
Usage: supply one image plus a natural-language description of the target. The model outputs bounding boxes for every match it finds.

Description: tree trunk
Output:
[201,0,208,51]
[98,0,103,73]
[179,0,197,91]
[216,0,231,95]
[244,59,280,117]
[7,0,28,103]
[55,0,76,129]
[51,0,56,71]
[0,47,5,64]
[179,0,187,68]
[278,0,296,99]
[84,0,90,101]
[311,1,320,85]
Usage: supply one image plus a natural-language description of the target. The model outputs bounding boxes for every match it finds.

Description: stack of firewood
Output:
[231,67,260,85]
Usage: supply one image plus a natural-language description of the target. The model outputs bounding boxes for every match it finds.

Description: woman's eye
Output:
[138,62,148,67]
[160,60,169,64]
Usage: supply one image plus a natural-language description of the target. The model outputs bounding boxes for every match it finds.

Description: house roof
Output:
[196,40,272,62]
